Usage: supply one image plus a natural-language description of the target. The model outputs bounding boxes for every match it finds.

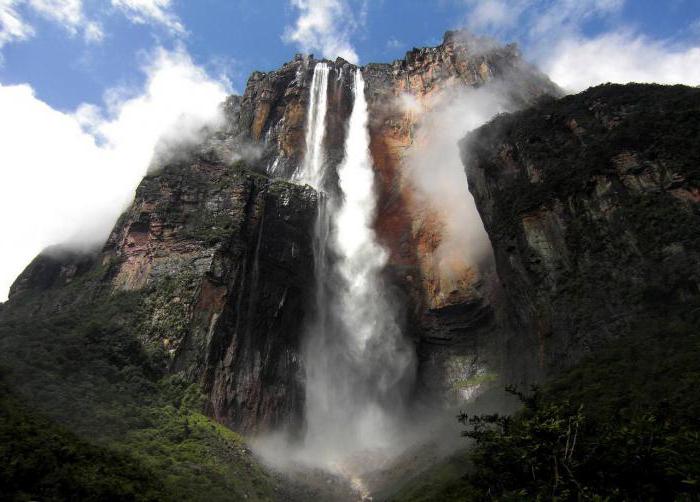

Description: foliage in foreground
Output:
[460,315,700,501]
[462,388,700,500]
[0,377,165,501]
[0,267,277,501]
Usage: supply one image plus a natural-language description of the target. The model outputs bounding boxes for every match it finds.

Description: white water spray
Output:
[295,62,329,189]
[302,68,416,467]
[255,65,416,490]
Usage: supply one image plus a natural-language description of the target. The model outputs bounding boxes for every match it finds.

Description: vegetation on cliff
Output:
[460,305,700,500]
[391,306,700,501]
[0,252,279,501]
[466,83,700,232]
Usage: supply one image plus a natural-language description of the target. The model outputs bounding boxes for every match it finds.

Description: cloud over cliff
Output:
[284,0,365,63]
[460,0,700,92]
[0,46,229,301]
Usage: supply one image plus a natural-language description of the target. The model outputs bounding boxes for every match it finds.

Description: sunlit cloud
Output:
[284,0,362,63]
[0,46,229,300]
[458,0,700,92]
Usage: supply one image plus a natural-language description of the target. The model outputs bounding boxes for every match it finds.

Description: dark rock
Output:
[462,83,700,382]
[104,159,317,433]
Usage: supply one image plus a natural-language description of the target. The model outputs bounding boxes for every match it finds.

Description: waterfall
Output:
[302,68,415,467]
[295,62,329,189]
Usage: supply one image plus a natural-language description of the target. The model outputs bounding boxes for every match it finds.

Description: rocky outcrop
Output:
[102,158,318,433]
[207,54,355,188]
[8,247,95,301]
[462,83,700,381]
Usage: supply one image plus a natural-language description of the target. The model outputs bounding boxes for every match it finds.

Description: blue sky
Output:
[0,0,699,301]
[2,0,699,112]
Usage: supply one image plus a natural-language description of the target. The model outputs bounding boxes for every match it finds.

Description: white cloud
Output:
[0,0,34,46]
[529,0,623,39]
[543,32,700,92]
[460,0,700,92]
[0,46,229,301]
[111,0,184,35]
[28,0,82,32]
[463,0,623,42]
[83,20,104,42]
[0,0,102,47]
[284,0,360,63]
[385,37,402,51]
[0,0,184,51]
[462,0,529,35]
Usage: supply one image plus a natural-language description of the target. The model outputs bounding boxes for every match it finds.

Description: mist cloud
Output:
[0,46,229,301]
[402,84,512,286]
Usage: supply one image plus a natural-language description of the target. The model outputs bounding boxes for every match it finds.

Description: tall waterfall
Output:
[302,67,415,466]
[295,62,329,189]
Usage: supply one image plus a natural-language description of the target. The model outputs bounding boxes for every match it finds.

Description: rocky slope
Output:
[461,83,700,381]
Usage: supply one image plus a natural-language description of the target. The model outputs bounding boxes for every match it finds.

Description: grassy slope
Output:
[0,260,279,501]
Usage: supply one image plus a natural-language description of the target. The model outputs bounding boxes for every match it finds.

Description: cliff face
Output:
[104,160,318,433]
[210,53,355,188]
[210,31,557,405]
[7,159,318,434]
[462,84,700,380]
[221,32,555,308]
[360,31,557,403]
[4,31,559,436]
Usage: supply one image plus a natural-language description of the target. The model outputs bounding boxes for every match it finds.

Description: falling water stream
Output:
[295,62,329,188]
[300,66,415,478]
[253,63,417,498]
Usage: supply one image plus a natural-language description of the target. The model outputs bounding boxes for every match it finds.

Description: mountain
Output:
[2,31,699,501]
